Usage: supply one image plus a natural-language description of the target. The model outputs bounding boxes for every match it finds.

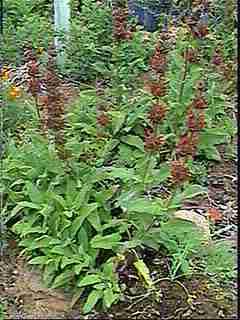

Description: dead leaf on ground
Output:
[173,210,211,242]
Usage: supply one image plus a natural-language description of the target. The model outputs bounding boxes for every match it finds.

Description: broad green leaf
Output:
[134,259,153,288]
[74,264,84,275]
[28,256,49,265]
[86,211,101,231]
[71,203,98,237]
[90,233,121,250]
[121,135,144,151]
[70,287,85,308]
[153,164,170,183]
[123,198,165,215]
[73,184,92,210]
[103,288,118,308]
[110,111,126,135]
[78,274,101,287]
[108,167,139,183]
[83,289,103,314]
[50,246,66,255]
[25,181,44,204]
[61,257,80,269]
[10,201,41,219]
[201,146,221,161]
[22,226,46,236]
[182,184,207,199]
[77,227,89,251]
[51,270,74,289]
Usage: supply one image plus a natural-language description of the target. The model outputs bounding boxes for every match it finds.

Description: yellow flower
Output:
[2,70,10,80]
[36,47,44,55]
[8,86,21,99]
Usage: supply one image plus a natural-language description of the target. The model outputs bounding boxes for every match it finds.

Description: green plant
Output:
[0,303,6,320]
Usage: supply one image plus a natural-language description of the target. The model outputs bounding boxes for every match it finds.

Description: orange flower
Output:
[207,207,222,222]
[8,86,21,99]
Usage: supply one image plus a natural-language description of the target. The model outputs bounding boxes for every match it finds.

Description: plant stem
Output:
[143,152,153,190]
[178,47,189,104]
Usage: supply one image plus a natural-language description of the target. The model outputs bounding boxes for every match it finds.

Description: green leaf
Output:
[25,182,44,204]
[70,287,85,308]
[121,135,144,151]
[83,290,103,314]
[134,259,153,288]
[74,264,84,275]
[10,201,41,219]
[86,211,101,231]
[103,288,118,308]
[51,270,74,289]
[108,167,138,182]
[199,130,227,147]
[71,203,98,237]
[90,233,121,250]
[110,111,126,135]
[123,198,165,215]
[50,246,66,255]
[78,274,102,287]
[152,164,170,184]
[73,184,92,210]
[182,184,207,199]
[61,257,80,269]
[201,146,222,161]
[28,256,49,265]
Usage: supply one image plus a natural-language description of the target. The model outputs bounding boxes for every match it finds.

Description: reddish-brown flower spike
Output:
[171,160,190,185]
[183,48,199,63]
[207,207,222,222]
[176,132,199,157]
[144,129,165,152]
[212,50,223,66]
[197,111,205,130]
[191,23,209,38]
[28,61,39,76]
[150,81,167,97]
[186,109,197,131]
[148,102,167,124]
[97,113,110,127]
[192,96,207,110]
[149,54,167,73]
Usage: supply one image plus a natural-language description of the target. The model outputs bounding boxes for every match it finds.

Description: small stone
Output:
[182,309,192,317]
[218,310,225,317]
[152,258,162,265]
[197,308,205,315]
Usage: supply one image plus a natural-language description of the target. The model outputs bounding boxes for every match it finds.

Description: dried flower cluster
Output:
[97,112,110,127]
[211,48,233,81]
[185,15,209,39]
[42,46,65,150]
[145,33,170,144]
[24,48,41,100]
[183,48,199,64]
[144,128,165,152]
[112,7,132,41]
[176,80,207,158]
[148,102,167,125]
[171,160,190,185]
